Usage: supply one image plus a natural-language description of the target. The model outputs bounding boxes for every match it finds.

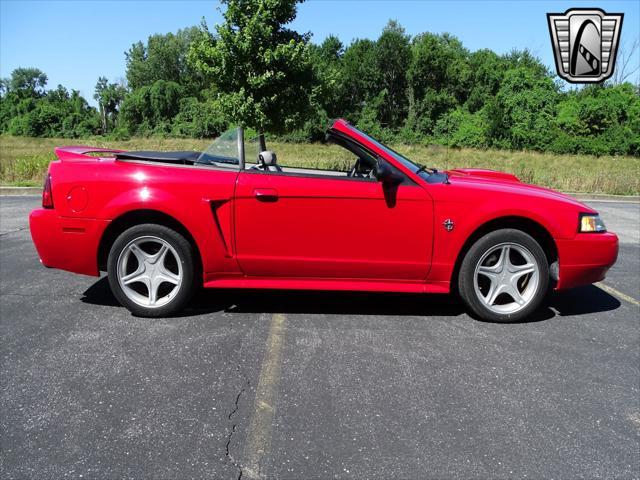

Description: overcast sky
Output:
[1,0,638,106]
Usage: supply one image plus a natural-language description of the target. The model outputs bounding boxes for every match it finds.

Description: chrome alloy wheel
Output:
[116,236,183,308]
[473,242,540,315]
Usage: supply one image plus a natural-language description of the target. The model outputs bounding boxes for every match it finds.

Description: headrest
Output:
[259,151,277,166]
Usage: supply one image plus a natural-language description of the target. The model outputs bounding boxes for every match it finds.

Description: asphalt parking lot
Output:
[1,196,639,479]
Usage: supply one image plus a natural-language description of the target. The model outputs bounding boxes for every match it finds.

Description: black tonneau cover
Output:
[115,151,201,165]
[115,150,239,166]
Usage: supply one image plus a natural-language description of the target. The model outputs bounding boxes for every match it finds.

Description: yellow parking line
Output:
[596,282,640,307]
[243,313,287,479]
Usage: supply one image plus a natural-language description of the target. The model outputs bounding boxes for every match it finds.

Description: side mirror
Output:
[376,158,404,185]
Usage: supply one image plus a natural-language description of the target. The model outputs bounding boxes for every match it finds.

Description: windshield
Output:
[351,127,434,179]
[196,128,241,167]
[196,127,261,169]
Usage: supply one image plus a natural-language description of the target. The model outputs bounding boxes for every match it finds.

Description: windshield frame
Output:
[339,124,434,181]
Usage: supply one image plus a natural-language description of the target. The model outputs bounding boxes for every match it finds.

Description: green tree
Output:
[407,33,470,134]
[94,77,127,134]
[375,20,411,128]
[296,35,344,141]
[119,80,185,135]
[466,49,506,113]
[0,78,9,97]
[7,67,48,98]
[339,39,381,121]
[309,35,344,119]
[125,27,208,96]
[503,49,550,77]
[486,66,559,150]
[189,0,314,148]
[171,97,227,138]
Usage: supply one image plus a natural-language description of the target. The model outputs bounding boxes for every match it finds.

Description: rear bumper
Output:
[29,209,108,276]
[556,232,619,290]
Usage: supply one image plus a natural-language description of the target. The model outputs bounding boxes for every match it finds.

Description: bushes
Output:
[170,97,228,138]
[547,84,640,156]
[119,80,183,134]
[433,108,488,148]
[0,74,101,138]
[0,19,638,156]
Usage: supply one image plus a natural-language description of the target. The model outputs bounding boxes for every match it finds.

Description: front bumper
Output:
[29,209,109,276]
[556,232,619,290]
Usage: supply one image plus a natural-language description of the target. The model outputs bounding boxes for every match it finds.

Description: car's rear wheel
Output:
[458,229,549,322]
[107,224,196,317]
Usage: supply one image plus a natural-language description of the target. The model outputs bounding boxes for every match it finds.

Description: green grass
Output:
[1,135,638,194]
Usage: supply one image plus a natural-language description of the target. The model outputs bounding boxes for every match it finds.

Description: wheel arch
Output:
[97,209,203,277]
[450,215,558,290]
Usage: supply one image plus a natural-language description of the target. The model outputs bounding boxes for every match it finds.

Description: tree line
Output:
[0,0,638,156]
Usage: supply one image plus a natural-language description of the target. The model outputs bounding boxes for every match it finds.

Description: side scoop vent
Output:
[210,200,232,258]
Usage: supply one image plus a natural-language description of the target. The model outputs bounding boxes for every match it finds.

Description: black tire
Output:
[458,229,549,323]
[107,224,197,317]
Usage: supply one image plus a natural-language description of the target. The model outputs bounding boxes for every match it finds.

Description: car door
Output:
[233,167,434,280]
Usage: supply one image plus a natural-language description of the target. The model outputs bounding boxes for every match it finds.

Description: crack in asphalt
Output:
[0,227,28,237]
[1,292,85,299]
[225,375,250,480]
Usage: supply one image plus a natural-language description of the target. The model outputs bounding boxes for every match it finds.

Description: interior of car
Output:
[247,130,378,180]
[115,127,383,181]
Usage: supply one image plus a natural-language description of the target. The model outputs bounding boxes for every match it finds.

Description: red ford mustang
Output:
[29,119,618,322]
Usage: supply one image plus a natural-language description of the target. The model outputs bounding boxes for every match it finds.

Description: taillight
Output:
[42,174,54,209]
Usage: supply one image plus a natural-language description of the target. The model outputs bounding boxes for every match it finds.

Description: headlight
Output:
[579,213,607,233]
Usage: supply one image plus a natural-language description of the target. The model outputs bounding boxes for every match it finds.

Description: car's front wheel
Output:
[107,224,196,317]
[458,229,549,322]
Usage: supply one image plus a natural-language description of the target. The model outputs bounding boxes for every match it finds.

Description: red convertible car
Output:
[30,119,618,322]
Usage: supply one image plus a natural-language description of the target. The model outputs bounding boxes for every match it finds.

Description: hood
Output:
[445,168,594,212]
[447,168,521,183]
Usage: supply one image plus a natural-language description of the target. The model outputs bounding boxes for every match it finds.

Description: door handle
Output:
[253,188,279,202]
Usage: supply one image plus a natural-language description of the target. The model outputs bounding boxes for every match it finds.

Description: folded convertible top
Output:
[115,151,201,164]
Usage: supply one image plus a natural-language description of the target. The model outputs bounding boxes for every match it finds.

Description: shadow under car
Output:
[81,277,621,322]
